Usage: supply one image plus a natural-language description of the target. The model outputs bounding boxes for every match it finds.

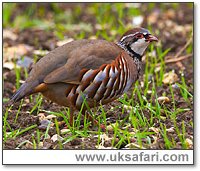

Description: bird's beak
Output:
[147,35,158,42]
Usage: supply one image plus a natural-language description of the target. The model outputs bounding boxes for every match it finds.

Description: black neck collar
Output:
[116,42,142,61]
[126,45,142,61]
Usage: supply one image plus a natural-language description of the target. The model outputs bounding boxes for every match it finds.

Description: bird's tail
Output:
[10,81,42,104]
[10,83,31,103]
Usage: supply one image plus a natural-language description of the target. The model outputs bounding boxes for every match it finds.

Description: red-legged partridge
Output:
[11,27,158,127]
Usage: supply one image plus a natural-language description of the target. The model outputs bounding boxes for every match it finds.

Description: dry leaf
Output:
[166,127,174,133]
[61,128,70,134]
[38,142,43,148]
[51,134,63,142]
[4,44,34,61]
[157,96,170,104]
[95,133,112,147]
[149,127,159,134]
[125,143,146,149]
[106,125,113,131]
[100,133,110,142]
[38,113,46,121]
[25,141,33,149]
[45,114,57,120]
[3,29,18,41]
[162,71,178,84]
[96,145,116,149]
[185,138,193,148]
[3,62,15,70]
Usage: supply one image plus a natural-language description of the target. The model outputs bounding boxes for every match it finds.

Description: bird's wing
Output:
[43,41,121,84]
[10,40,121,102]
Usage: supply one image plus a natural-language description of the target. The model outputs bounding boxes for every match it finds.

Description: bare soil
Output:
[3,3,193,149]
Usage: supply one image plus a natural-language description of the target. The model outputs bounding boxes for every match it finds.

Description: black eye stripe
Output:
[135,33,149,39]
[144,34,149,39]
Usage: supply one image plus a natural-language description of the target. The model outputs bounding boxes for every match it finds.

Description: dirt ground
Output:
[3,3,193,149]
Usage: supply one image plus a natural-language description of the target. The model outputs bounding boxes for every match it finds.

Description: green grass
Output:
[30,94,43,115]
[3,3,193,149]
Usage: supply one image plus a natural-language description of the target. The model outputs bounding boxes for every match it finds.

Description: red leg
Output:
[85,112,106,131]
[69,107,74,126]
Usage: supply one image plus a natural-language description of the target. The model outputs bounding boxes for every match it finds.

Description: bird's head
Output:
[118,27,158,59]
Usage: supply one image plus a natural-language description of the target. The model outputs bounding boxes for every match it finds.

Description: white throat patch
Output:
[130,38,149,56]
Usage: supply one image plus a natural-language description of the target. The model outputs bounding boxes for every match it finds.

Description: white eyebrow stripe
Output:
[120,31,150,42]
[120,32,139,42]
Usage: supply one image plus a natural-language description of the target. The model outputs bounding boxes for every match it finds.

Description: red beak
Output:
[148,35,158,42]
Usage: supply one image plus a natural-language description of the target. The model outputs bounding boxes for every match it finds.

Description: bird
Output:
[10,27,158,128]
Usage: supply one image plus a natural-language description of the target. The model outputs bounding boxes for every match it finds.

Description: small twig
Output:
[158,36,192,70]
[156,54,192,67]
[174,36,193,70]
[175,36,193,58]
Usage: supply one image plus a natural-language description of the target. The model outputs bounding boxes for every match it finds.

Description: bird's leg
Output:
[85,111,106,131]
[85,112,98,125]
[69,107,74,127]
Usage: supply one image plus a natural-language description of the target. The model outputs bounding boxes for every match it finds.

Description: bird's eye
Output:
[136,34,143,39]
[144,34,149,39]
